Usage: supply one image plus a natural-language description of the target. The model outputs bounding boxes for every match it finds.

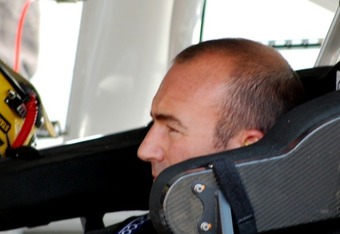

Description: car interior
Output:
[0,1,339,233]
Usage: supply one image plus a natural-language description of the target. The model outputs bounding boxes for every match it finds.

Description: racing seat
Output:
[149,61,340,233]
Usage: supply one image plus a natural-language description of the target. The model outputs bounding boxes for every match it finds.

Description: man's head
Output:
[138,38,305,178]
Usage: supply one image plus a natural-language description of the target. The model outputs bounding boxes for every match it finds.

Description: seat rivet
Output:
[194,183,205,193]
[200,222,212,231]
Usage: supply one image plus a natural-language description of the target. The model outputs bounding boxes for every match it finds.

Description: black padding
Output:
[0,126,153,231]
[297,61,340,100]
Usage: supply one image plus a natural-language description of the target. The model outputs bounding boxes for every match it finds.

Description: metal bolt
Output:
[200,222,212,231]
[7,90,17,100]
[193,183,205,193]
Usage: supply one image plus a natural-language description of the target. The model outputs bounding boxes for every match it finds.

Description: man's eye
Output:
[168,126,179,134]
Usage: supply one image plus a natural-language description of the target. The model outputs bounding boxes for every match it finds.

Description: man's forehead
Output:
[163,59,230,89]
[152,76,222,116]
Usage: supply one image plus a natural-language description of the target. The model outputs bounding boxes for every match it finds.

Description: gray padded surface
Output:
[238,116,340,232]
[159,116,340,233]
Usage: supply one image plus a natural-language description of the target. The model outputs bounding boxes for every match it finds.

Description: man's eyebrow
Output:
[152,112,187,129]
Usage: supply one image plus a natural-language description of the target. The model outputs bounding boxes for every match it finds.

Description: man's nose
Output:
[137,125,164,162]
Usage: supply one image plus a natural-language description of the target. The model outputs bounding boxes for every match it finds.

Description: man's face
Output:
[137,56,231,179]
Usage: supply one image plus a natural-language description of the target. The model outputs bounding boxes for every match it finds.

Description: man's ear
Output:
[227,129,264,149]
[243,129,264,146]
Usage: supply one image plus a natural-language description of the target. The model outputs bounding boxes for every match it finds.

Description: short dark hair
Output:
[175,38,306,148]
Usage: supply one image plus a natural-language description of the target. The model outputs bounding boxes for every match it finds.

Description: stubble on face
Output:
[144,55,232,177]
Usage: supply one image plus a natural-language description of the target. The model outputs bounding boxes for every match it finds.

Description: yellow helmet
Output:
[0,59,56,158]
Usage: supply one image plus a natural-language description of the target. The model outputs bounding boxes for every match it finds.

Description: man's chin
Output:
[152,172,158,180]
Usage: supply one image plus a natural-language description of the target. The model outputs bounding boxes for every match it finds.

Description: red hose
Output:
[12,94,38,148]
[14,0,35,72]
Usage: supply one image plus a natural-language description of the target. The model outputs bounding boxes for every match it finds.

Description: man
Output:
[138,38,305,179]
[90,38,305,233]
